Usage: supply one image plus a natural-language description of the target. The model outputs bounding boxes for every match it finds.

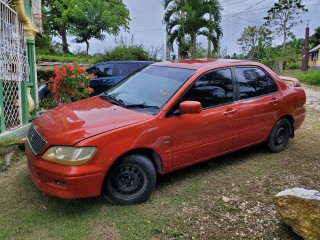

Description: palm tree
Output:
[164,0,222,59]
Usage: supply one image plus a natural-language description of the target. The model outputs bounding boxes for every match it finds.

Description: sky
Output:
[70,0,320,58]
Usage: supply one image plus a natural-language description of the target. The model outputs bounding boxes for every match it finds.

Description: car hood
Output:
[34,97,153,146]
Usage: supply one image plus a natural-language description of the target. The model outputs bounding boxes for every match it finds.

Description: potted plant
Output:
[39,61,94,110]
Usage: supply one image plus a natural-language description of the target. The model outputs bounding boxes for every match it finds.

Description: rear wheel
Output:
[102,154,156,205]
[265,118,291,153]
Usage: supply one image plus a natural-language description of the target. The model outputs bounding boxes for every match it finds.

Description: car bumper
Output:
[26,143,106,199]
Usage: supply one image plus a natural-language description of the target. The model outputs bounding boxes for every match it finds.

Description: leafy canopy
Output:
[264,0,308,49]
[237,25,272,60]
[65,0,130,55]
[164,0,222,59]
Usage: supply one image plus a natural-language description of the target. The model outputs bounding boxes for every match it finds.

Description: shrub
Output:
[285,70,320,86]
[93,45,151,63]
[39,62,94,109]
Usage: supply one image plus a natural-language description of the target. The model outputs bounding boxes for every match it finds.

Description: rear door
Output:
[169,68,239,169]
[234,66,280,147]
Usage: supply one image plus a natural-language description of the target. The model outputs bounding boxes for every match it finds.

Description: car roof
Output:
[152,59,248,70]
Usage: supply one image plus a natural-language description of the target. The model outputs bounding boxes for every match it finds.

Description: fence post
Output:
[0,81,5,133]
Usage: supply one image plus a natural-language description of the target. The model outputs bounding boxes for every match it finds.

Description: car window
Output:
[87,64,114,78]
[235,67,278,100]
[118,63,140,76]
[105,66,195,114]
[182,68,234,108]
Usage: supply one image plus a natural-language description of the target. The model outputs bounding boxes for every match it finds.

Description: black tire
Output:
[265,118,291,153]
[102,154,156,205]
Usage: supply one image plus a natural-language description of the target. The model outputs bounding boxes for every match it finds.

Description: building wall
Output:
[309,50,320,68]
[0,0,40,138]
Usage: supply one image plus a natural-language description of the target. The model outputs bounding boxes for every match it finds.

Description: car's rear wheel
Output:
[265,118,291,153]
[102,154,156,205]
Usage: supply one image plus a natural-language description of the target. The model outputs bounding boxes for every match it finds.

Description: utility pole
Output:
[302,21,309,72]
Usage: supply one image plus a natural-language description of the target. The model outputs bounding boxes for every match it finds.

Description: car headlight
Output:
[42,146,96,165]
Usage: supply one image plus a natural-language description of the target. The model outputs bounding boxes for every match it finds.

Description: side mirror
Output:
[179,101,202,114]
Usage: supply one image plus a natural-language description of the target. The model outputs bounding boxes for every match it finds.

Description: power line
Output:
[222,0,251,8]
[223,0,268,21]
[222,7,271,17]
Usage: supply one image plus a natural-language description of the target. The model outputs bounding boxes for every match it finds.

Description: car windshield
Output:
[101,66,195,114]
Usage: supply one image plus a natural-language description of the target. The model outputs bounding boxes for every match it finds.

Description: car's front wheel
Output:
[265,118,291,153]
[102,154,156,205]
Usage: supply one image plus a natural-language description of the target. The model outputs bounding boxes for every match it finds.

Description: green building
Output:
[0,0,41,139]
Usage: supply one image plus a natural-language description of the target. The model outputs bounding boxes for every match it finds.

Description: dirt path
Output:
[303,84,320,110]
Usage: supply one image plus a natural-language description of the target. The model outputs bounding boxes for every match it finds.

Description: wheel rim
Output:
[109,164,146,199]
[274,124,287,146]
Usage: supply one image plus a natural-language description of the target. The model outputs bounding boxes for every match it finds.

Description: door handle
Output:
[224,108,238,115]
[270,98,279,105]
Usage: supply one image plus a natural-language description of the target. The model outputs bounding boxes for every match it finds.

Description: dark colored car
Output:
[38,61,153,100]
[86,61,153,95]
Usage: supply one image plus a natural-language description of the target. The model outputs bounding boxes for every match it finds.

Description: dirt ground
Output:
[303,84,320,110]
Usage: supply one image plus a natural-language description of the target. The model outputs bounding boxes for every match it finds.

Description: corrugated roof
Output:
[310,44,320,53]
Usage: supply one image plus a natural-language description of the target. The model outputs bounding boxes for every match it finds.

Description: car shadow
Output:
[156,144,266,190]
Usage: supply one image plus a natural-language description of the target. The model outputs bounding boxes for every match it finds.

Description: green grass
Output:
[36,54,89,63]
[1,108,320,239]
[283,69,320,86]
[0,137,24,146]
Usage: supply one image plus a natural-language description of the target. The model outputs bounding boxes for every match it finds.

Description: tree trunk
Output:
[191,33,196,59]
[61,27,70,54]
[207,40,212,58]
[86,41,90,57]
[283,31,287,49]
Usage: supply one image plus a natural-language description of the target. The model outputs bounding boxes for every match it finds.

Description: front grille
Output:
[27,125,47,155]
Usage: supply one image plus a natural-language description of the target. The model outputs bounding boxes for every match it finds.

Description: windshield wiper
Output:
[100,94,126,108]
[126,103,159,109]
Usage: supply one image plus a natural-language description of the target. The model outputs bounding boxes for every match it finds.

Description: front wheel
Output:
[265,118,291,153]
[102,154,156,205]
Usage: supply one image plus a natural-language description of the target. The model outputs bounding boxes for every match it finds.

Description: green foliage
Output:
[285,70,320,86]
[65,0,130,55]
[237,25,272,60]
[264,0,308,48]
[36,53,88,63]
[92,45,152,63]
[195,42,207,58]
[42,0,71,53]
[164,0,222,59]
[39,62,94,109]
[310,27,320,49]
[0,138,23,146]
[41,0,130,55]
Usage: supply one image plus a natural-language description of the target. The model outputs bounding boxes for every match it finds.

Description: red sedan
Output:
[26,59,306,204]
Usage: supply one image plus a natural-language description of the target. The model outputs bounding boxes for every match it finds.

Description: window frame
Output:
[166,67,237,117]
[233,66,279,102]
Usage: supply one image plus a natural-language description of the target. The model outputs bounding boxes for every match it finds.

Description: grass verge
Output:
[282,69,320,86]
[36,54,89,63]
[1,108,319,239]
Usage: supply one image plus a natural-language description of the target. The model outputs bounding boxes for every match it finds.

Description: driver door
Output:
[168,68,239,169]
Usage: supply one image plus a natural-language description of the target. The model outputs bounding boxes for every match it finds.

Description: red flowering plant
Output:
[39,61,95,109]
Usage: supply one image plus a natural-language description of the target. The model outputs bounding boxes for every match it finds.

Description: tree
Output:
[65,0,130,56]
[42,0,71,53]
[164,0,189,59]
[264,0,308,49]
[164,0,222,59]
[237,25,273,60]
[310,27,320,49]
